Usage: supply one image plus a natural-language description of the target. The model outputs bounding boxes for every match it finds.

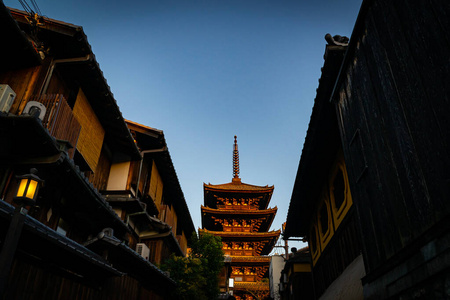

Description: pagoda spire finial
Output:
[233,135,240,182]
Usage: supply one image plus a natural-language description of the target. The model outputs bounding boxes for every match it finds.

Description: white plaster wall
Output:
[106,161,131,190]
[269,255,286,300]
[319,254,365,300]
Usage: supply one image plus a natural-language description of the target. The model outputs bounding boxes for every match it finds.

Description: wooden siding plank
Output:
[361,7,431,264]
[0,66,41,114]
[335,4,445,269]
[338,0,450,275]
[389,0,450,218]
[73,88,105,172]
[371,0,450,238]
[371,0,442,232]
[337,69,385,269]
[312,213,361,297]
[148,161,163,210]
[21,94,81,159]
[429,0,450,50]
[353,34,411,264]
[90,146,112,190]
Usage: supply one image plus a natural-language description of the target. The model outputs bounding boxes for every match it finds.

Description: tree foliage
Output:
[161,232,224,300]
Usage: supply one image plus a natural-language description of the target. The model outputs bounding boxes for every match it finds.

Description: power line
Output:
[18,0,42,17]
[18,0,34,15]
[30,0,42,16]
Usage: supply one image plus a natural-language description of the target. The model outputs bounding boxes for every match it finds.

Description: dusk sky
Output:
[6,0,362,251]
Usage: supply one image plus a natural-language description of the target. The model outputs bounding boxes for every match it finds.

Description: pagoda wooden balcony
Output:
[26,94,81,158]
[217,205,258,210]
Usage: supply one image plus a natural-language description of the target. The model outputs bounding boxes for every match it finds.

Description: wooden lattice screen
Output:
[29,94,81,159]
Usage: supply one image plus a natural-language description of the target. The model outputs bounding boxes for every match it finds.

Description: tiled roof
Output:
[125,120,196,236]
[199,228,281,238]
[8,7,141,161]
[204,181,274,192]
[201,205,277,215]
[234,281,270,290]
[0,200,122,276]
[231,256,272,263]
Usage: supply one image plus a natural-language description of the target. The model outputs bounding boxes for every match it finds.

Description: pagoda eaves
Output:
[203,181,274,210]
[201,205,278,233]
[204,181,274,192]
[200,136,280,299]
[199,228,280,256]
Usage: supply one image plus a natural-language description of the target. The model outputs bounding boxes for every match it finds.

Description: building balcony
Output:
[25,94,81,159]
[0,94,80,163]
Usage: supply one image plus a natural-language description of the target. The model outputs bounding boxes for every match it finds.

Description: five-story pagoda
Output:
[200,136,280,300]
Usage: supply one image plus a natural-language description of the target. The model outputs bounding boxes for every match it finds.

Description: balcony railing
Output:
[27,94,81,158]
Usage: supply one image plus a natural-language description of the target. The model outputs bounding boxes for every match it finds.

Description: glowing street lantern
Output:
[14,168,44,206]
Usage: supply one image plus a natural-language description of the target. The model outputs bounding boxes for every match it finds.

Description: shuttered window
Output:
[73,88,105,172]
[148,160,163,210]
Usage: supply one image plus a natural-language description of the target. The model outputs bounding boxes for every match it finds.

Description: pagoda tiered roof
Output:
[201,137,281,298]
[199,228,280,255]
[201,205,277,232]
[230,256,272,263]
[199,229,281,239]
[230,262,270,281]
[234,281,270,300]
[204,180,274,192]
[234,281,270,291]
[204,180,274,210]
[233,281,271,300]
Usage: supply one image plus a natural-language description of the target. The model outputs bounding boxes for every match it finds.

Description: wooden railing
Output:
[28,94,81,158]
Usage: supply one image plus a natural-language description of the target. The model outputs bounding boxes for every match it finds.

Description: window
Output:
[317,193,334,250]
[309,222,321,266]
[310,150,353,265]
[329,160,353,228]
[149,161,163,210]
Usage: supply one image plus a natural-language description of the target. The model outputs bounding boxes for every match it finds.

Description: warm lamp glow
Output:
[26,180,38,199]
[16,178,38,199]
[16,179,28,198]
[14,169,43,206]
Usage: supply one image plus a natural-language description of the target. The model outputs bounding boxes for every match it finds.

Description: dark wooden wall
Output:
[335,0,450,274]
[4,258,166,300]
[0,66,41,114]
[312,211,361,297]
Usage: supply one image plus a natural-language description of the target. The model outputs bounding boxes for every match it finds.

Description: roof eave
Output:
[284,45,348,238]
[126,120,196,236]
[284,0,373,237]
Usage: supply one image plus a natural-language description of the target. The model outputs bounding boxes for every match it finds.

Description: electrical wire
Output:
[18,0,43,18]
[30,0,42,16]
[18,0,34,15]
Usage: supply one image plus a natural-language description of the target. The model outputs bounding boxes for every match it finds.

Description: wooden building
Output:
[0,4,194,299]
[284,0,450,299]
[200,137,280,300]
[279,248,313,300]
[117,120,195,263]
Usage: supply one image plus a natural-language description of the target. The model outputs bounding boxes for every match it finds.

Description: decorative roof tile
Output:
[199,228,281,238]
[204,181,274,192]
[201,205,277,215]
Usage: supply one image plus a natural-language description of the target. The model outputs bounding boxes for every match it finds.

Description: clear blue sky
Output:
[6,0,362,251]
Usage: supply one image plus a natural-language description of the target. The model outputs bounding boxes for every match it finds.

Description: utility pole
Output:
[284,239,289,259]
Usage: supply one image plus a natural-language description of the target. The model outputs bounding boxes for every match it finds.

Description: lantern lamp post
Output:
[0,168,44,295]
[13,168,43,206]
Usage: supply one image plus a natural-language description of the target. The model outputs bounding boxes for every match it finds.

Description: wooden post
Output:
[0,205,28,295]
[285,239,289,260]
